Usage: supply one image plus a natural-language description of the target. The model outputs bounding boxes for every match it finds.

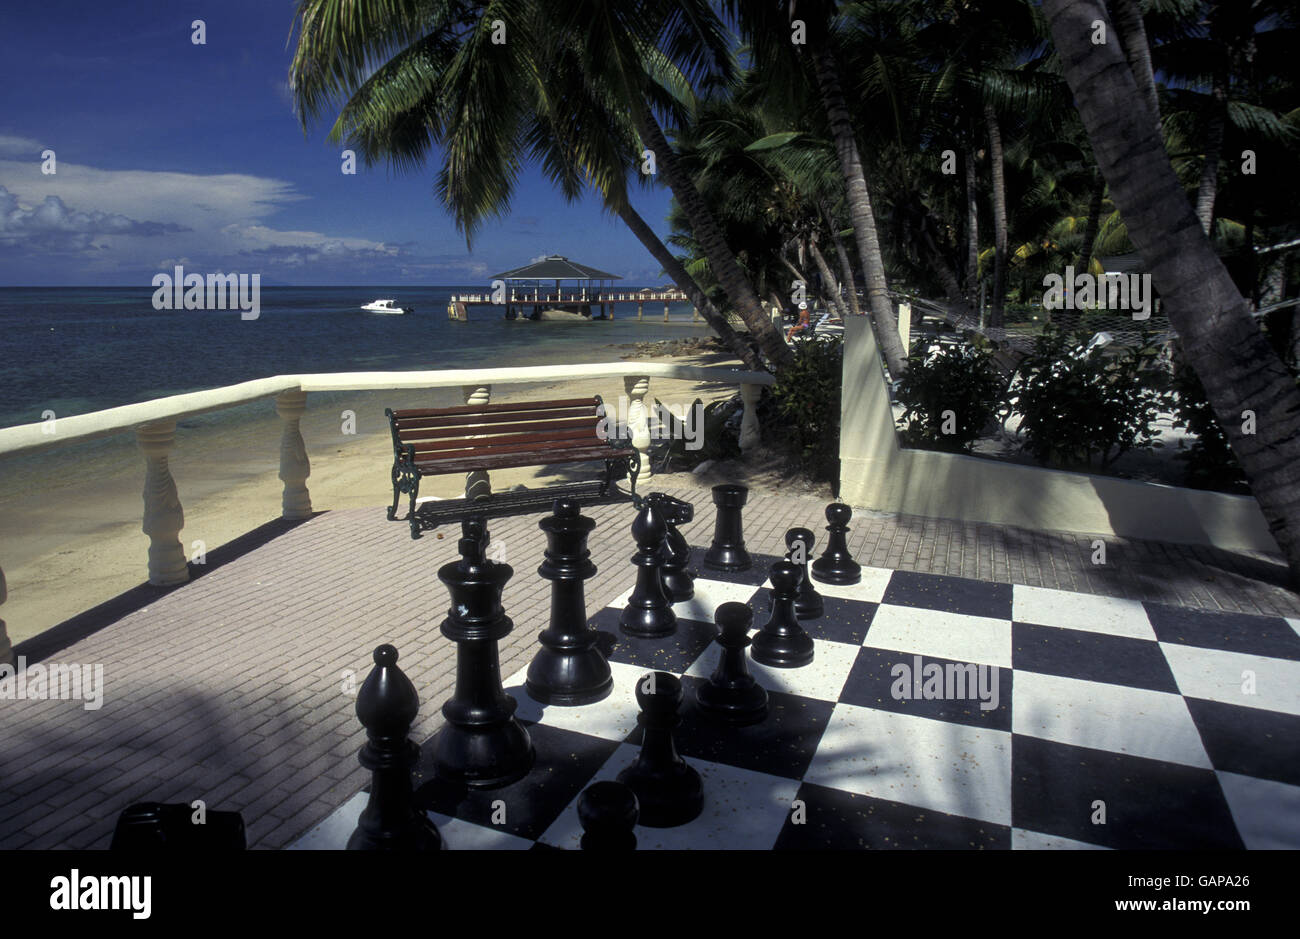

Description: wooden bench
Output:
[385,395,639,538]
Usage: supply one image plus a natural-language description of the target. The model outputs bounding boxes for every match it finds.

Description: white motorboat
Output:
[361,299,412,314]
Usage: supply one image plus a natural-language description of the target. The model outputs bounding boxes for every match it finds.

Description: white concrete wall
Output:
[838,315,1279,554]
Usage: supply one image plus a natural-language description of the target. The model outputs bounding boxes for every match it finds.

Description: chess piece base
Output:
[619,605,677,638]
[750,632,815,669]
[525,647,613,706]
[432,722,535,789]
[661,570,694,602]
[794,592,825,620]
[616,761,704,828]
[696,681,768,726]
[811,558,862,586]
[346,816,443,851]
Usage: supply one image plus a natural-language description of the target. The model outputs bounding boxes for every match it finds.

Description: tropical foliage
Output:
[287,0,1300,582]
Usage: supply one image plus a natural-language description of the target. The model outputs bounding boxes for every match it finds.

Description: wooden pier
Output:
[448,288,696,322]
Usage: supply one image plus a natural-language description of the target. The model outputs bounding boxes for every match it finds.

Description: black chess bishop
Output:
[347,644,442,851]
[620,496,677,638]
[785,527,825,620]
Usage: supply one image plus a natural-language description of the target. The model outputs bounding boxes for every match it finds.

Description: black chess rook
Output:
[525,499,613,706]
[751,560,815,668]
[347,645,442,851]
[703,484,751,572]
[785,527,824,620]
[578,781,639,851]
[432,517,535,788]
[658,494,696,603]
[617,672,704,828]
[696,602,768,726]
[811,502,862,585]
[620,496,677,638]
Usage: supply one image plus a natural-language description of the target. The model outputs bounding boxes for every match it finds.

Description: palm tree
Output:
[730,0,911,377]
[1043,0,1300,584]
[288,0,787,369]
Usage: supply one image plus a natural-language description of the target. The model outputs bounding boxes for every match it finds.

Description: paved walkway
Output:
[2,488,1297,849]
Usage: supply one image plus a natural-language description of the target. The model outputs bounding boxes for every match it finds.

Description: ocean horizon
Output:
[0,285,708,431]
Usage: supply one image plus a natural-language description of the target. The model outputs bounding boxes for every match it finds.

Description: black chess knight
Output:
[696,603,768,726]
[617,672,703,827]
[620,496,677,638]
[656,493,696,603]
[525,499,613,706]
[751,560,815,668]
[703,484,751,572]
[811,503,862,585]
[347,645,442,851]
[432,517,535,788]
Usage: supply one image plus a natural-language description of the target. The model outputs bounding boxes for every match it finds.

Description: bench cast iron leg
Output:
[388,463,401,521]
[408,475,421,539]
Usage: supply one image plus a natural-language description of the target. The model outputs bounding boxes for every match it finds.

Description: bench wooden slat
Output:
[414,438,606,462]
[415,445,633,476]
[394,407,599,431]
[409,426,599,455]
[390,397,597,420]
[396,416,603,441]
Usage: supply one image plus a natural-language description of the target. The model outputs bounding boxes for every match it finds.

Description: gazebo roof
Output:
[491,255,621,281]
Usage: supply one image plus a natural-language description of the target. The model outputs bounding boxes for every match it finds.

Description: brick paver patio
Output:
[2,487,1297,849]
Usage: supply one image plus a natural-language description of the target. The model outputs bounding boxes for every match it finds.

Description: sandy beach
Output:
[0,350,827,648]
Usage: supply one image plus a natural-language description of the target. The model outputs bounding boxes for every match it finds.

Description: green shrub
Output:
[1169,355,1250,494]
[653,395,742,471]
[1010,327,1166,468]
[896,337,1003,453]
[769,335,843,481]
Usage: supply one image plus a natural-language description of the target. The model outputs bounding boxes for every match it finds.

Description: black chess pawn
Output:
[347,645,442,851]
[578,781,639,851]
[751,561,815,668]
[703,484,751,572]
[617,672,703,828]
[696,602,768,726]
[620,497,677,638]
[526,499,613,706]
[785,528,824,620]
[811,503,862,586]
[657,494,695,603]
[432,517,535,788]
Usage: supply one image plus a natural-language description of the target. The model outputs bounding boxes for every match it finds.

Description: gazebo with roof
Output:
[491,254,622,320]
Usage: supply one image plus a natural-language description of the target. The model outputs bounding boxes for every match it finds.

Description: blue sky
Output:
[0,1,677,285]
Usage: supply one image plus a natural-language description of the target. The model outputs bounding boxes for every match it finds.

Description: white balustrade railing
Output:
[0,363,773,663]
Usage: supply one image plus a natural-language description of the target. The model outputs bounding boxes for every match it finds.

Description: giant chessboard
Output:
[292,552,1300,850]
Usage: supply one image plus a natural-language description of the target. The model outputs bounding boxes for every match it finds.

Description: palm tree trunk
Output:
[614,201,762,370]
[821,204,862,316]
[634,106,792,367]
[1045,0,1300,585]
[1196,73,1228,236]
[810,44,909,377]
[1110,0,1162,142]
[984,102,1009,329]
[1078,172,1105,272]
[809,239,850,320]
[965,145,980,302]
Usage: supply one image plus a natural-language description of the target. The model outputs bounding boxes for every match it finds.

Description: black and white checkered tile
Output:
[292,556,1300,850]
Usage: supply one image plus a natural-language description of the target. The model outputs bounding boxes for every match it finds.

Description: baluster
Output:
[276,390,312,519]
[463,384,492,499]
[624,376,652,479]
[137,421,189,586]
